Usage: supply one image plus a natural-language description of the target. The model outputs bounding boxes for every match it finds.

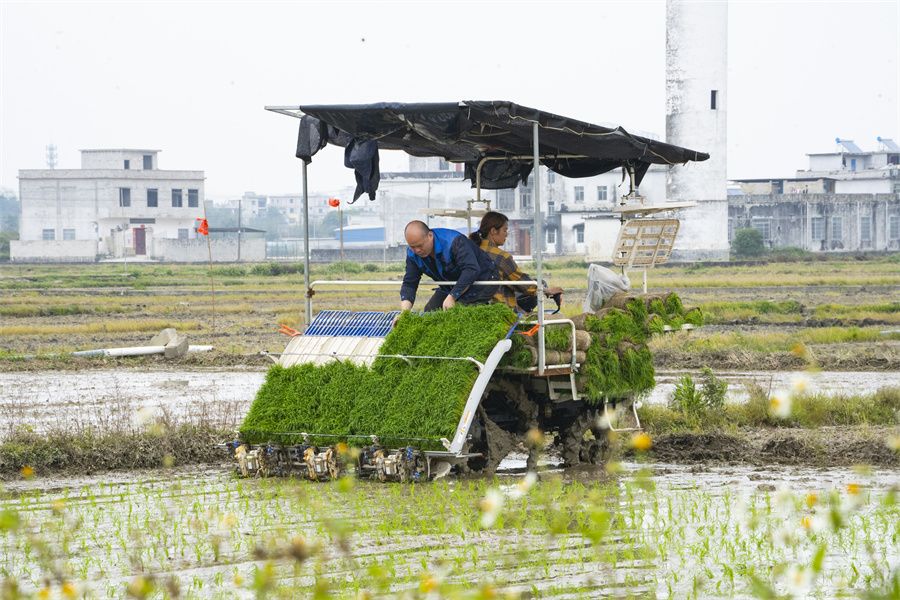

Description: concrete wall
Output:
[729,193,900,252]
[808,154,844,171]
[10,239,97,262]
[784,180,831,194]
[834,179,893,194]
[665,0,730,261]
[81,150,158,170]
[155,238,266,262]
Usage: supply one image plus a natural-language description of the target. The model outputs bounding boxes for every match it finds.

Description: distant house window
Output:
[42,229,55,241]
[63,228,75,241]
[147,188,158,208]
[597,186,608,202]
[172,189,183,207]
[438,159,449,171]
[890,215,900,240]
[188,189,199,208]
[860,215,872,243]
[178,228,189,240]
[124,159,130,170]
[574,186,584,203]
[519,186,532,210]
[811,217,825,241]
[728,219,734,241]
[575,224,585,244]
[751,218,771,241]
[143,154,153,170]
[832,216,843,241]
[547,201,555,216]
[850,159,857,171]
[118,188,131,207]
[496,189,515,211]
[547,171,555,184]
[710,90,718,110]
[546,228,556,244]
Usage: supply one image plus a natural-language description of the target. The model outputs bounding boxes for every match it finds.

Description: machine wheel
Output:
[559,409,605,467]
[579,430,611,465]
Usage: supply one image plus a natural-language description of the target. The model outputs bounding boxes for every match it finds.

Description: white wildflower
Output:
[789,374,810,395]
[509,472,538,500]
[769,390,792,419]
[479,488,503,528]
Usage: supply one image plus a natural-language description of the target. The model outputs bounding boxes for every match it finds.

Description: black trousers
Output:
[422,286,497,312]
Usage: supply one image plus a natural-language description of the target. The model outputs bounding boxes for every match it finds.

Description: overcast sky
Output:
[1,1,897,198]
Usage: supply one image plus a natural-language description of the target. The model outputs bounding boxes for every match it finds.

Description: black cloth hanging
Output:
[344,139,380,202]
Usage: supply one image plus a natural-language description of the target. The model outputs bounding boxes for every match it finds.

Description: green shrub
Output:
[670,375,704,417]
[211,265,247,277]
[699,367,727,411]
[322,261,363,275]
[731,228,766,259]
[669,368,728,422]
[768,247,814,262]
[246,262,304,276]
[0,231,17,262]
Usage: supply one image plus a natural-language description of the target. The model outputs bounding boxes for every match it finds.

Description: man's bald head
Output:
[405,220,434,258]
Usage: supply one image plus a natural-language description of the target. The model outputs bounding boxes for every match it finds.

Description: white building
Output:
[12,149,205,262]
[796,138,900,195]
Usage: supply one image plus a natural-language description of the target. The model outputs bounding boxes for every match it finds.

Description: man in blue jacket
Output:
[400,221,500,312]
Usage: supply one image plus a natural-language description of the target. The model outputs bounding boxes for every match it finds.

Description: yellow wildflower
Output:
[630,432,652,452]
[61,582,77,599]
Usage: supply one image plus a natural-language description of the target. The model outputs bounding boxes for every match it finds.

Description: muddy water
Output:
[1,368,897,436]
[0,368,264,436]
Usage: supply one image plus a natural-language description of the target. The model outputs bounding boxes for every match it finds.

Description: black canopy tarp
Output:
[293,101,708,201]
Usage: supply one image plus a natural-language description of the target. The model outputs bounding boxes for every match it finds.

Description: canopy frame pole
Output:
[532,122,545,375]
[302,161,312,326]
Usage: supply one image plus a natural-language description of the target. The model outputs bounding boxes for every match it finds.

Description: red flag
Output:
[328,198,340,208]
[196,218,209,236]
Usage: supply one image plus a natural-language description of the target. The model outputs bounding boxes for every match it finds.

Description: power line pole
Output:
[237,196,242,262]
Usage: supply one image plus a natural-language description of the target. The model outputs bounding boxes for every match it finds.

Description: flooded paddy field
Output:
[1,260,898,596]
[2,368,898,437]
[1,462,897,598]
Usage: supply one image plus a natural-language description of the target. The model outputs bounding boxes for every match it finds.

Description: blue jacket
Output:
[400,228,499,305]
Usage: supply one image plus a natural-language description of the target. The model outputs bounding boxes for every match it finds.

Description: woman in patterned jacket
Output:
[469,211,564,312]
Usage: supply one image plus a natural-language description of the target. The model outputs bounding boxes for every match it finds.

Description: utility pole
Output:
[237,196,242,262]
[328,197,343,262]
